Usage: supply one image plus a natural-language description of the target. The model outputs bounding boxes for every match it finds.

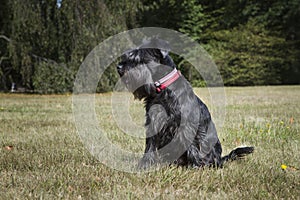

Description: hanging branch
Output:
[31,53,72,73]
[0,35,11,43]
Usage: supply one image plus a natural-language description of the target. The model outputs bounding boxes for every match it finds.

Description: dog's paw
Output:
[137,155,158,170]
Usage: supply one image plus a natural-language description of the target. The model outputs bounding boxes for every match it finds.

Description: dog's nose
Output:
[117,65,125,76]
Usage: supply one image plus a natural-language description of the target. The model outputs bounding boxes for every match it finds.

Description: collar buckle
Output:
[154,81,161,87]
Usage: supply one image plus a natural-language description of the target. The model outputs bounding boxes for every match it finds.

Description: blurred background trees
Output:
[0,0,299,93]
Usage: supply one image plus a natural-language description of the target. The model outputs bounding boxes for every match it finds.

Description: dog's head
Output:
[117,39,176,99]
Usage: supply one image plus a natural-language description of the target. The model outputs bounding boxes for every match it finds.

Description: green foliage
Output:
[97,64,119,93]
[191,79,207,88]
[179,0,206,41]
[33,62,75,94]
[0,0,139,93]
[205,19,287,85]
[139,0,185,29]
[0,0,299,92]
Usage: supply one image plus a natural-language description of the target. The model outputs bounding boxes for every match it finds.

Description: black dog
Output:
[117,39,253,169]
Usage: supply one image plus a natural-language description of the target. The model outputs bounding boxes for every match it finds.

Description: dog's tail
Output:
[221,146,254,165]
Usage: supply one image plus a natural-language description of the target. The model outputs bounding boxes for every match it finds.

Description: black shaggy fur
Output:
[117,39,254,169]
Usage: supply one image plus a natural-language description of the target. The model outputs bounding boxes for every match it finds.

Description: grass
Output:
[1,86,300,199]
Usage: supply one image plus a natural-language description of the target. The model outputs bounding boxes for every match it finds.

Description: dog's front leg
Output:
[137,104,168,169]
[137,135,159,169]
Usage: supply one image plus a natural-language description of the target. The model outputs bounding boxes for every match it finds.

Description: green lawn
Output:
[1,86,299,199]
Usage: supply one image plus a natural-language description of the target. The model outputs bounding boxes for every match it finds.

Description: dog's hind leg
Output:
[186,143,206,168]
[190,121,223,167]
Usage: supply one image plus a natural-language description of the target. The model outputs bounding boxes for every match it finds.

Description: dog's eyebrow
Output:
[129,51,134,57]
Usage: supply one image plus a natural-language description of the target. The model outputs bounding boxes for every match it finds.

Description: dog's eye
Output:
[117,64,123,69]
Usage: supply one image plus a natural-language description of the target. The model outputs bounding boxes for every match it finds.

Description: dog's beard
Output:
[132,84,156,99]
[121,64,157,99]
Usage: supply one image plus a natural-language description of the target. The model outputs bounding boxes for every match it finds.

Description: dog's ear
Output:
[160,49,169,59]
[141,37,170,58]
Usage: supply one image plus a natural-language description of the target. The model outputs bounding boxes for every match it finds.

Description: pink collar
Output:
[154,68,181,93]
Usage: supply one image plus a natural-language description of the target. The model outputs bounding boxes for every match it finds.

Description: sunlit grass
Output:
[1,86,299,199]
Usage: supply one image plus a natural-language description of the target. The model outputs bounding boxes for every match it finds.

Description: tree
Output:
[0,0,13,91]
[1,0,141,93]
[200,0,300,85]
[1,0,299,92]
[207,19,287,85]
